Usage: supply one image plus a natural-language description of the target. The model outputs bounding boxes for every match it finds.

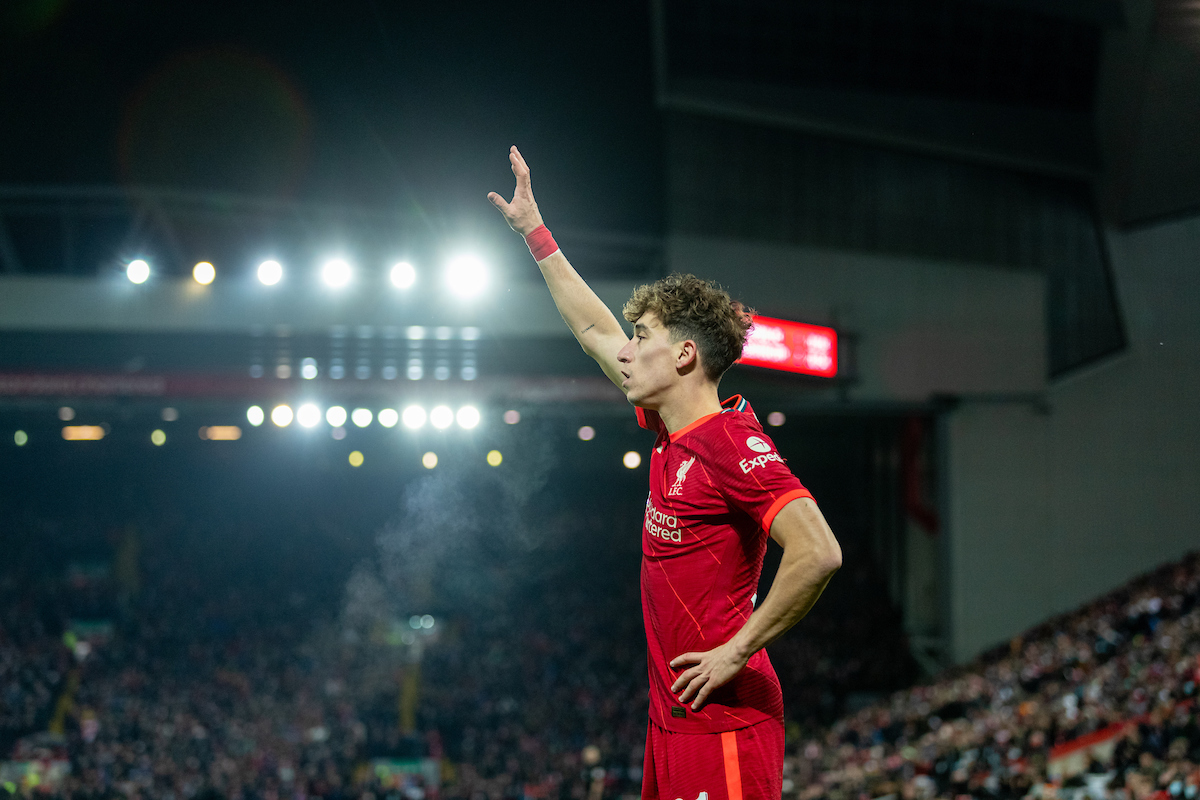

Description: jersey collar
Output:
[666,395,748,443]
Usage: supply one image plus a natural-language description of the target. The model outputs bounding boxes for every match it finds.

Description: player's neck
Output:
[656,382,723,437]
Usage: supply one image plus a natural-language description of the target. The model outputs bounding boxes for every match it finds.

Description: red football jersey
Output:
[635,395,813,733]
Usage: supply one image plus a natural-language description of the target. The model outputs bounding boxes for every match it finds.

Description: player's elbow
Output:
[819,535,842,577]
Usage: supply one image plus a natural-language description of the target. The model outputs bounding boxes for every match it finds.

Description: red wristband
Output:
[524,224,559,262]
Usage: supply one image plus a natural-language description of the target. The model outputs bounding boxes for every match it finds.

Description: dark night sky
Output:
[0,0,664,234]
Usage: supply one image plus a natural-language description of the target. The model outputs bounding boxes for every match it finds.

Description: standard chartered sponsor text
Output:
[644,498,683,543]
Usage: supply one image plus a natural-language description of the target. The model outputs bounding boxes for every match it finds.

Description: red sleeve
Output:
[708,421,813,532]
[635,406,665,434]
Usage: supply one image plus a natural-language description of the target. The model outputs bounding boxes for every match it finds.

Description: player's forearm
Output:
[727,531,840,660]
[535,249,625,356]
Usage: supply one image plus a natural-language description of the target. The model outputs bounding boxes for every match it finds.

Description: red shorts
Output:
[641,718,783,800]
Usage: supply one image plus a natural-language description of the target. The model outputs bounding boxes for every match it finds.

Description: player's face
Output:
[617,313,680,406]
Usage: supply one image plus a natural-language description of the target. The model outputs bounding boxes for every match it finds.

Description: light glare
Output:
[326,406,347,427]
[14,430,28,446]
[390,261,416,289]
[257,260,283,286]
[126,259,150,284]
[271,404,293,427]
[623,451,642,469]
[402,405,427,429]
[503,410,521,424]
[445,254,489,299]
[297,403,322,428]
[429,405,453,429]
[486,450,502,467]
[456,406,481,430]
[246,406,265,426]
[351,408,373,428]
[62,426,105,441]
[193,262,215,285]
[422,451,438,469]
[348,450,364,467]
[578,425,595,441]
[151,429,166,446]
[378,408,399,428]
[322,258,352,288]
[300,358,318,380]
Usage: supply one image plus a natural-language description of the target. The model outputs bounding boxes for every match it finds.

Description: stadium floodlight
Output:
[456,405,480,430]
[271,404,293,427]
[126,259,150,284]
[192,262,215,285]
[348,450,364,467]
[422,451,438,469]
[486,450,502,467]
[151,429,166,446]
[578,425,595,441]
[390,261,417,289]
[297,403,322,428]
[321,258,352,289]
[246,405,265,427]
[429,405,453,430]
[377,408,399,428]
[257,260,283,286]
[300,358,318,380]
[623,451,642,469]
[351,408,373,428]
[402,405,426,429]
[444,254,488,299]
[325,406,347,427]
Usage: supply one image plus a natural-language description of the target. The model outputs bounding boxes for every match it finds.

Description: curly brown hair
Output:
[622,273,755,383]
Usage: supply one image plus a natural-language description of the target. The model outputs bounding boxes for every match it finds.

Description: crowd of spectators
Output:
[789,552,1200,800]
[0,478,914,800]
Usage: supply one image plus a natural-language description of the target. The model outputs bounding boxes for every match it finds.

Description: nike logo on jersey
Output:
[668,456,695,496]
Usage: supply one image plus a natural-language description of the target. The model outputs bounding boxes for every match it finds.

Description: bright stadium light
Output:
[422,451,438,469]
[429,405,453,430]
[351,408,373,428]
[151,429,166,446]
[300,358,318,380]
[192,262,215,285]
[246,406,265,427]
[126,259,150,284]
[486,450,502,467]
[402,405,426,429]
[271,404,293,427]
[297,403,322,428]
[377,408,399,428]
[348,450,364,468]
[444,254,488,299]
[325,406,347,427]
[321,258,352,288]
[390,261,416,289]
[456,406,480,430]
[623,451,642,469]
[257,260,283,286]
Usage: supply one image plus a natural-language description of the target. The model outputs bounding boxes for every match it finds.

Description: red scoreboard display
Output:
[738,315,838,378]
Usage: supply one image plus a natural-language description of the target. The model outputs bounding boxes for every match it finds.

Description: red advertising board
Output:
[738,315,838,378]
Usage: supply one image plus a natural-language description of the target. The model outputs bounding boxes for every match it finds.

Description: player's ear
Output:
[677,340,699,370]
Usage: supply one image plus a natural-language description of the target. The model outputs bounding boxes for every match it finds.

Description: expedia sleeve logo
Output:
[645,498,683,543]
[739,435,783,473]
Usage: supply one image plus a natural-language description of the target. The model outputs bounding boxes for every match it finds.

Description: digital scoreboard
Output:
[738,315,838,378]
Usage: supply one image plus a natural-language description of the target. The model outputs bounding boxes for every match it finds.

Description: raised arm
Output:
[488,146,629,391]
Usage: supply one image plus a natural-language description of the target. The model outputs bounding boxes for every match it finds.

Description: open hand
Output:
[669,642,749,711]
[487,145,544,236]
